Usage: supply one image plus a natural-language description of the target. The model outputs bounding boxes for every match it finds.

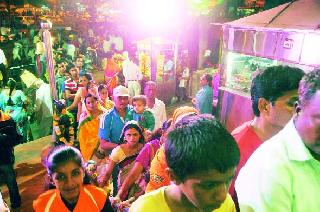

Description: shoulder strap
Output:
[44,192,57,212]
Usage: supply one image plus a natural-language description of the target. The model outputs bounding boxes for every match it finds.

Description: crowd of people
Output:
[0,22,319,212]
[0,63,318,212]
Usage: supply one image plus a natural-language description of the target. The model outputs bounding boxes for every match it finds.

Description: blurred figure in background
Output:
[0,110,22,211]
[192,73,213,114]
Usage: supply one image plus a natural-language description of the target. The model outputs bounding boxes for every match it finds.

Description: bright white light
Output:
[137,0,177,29]
[192,0,204,4]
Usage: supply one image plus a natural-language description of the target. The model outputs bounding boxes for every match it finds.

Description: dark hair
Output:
[7,78,16,106]
[98,84,107,93]
[56,59,67,66]
[68,66,78,73]
[84,93,98,104]
[251,65,304,117]
[53,99,66,114]
[298,69,320,107]
[165,114,240,182]
[119,121,145,144]
[46,145,84,175]
[80,72,92,81]
[132,95,147,106]
[203,73,213,87]
[80,73,93,90]
[150,119,173,141]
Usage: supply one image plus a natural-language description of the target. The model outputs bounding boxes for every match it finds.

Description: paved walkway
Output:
[0,101,192,211]
[1,136,51,211]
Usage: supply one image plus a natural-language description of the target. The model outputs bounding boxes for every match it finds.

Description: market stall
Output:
[135,37,178,104]
[217,0,320,131]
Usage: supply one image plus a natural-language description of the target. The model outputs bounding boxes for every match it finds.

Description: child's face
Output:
[133,100,145,114]
[98,88,108,101]
[177,167,236,211]
[51,161,84,204]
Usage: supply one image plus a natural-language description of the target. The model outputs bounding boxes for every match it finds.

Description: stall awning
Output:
[227,0,320,30]
[221,0,320,68]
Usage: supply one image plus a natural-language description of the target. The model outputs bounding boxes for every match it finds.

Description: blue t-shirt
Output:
[99,106,131,144]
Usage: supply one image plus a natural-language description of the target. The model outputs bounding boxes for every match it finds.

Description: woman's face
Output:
[99,88,108,101]
[124,128,141,146]
[85,96,98,112]
[200,75,208,87]
[51,161,84,204]
[80,76,90,87]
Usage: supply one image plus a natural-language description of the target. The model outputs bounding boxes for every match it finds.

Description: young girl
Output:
[33,145,113,211]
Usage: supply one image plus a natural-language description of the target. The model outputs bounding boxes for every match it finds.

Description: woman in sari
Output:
[78,94,103,161]
[98,121,145,201]
[97,84,114,113]
[67,73,98,121]
[105,52,120,96]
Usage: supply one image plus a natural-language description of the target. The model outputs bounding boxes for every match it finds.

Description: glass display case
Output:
[224,52,276,93]
[224,52,315,94]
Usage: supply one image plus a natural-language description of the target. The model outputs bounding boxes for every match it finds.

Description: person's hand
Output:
[118,197,135,211]
[111,196,135,212]
[110,196,121,207]
[144,130,152,142]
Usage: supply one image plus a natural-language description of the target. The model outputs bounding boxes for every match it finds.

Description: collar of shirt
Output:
[283,118,314,162]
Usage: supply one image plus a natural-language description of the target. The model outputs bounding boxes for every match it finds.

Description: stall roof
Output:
[226,0,320,30]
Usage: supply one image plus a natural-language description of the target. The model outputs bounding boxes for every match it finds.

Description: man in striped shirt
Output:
[65,67,82,105]
[65,66,82,133]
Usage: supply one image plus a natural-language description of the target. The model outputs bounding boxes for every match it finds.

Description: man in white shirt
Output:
[35,80,53,138]
[122,51,143,97]
[177,66,190,102]
[144,81,167,130]
[235,70,320,212]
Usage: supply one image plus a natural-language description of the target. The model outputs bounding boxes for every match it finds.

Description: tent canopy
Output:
[227,0,320,30]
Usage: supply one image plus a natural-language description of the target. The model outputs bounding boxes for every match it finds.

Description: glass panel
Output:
[225,52,276,93]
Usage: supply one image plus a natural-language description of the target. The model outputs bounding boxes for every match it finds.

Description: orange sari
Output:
[78,106,103,161]
[105,58,120,95]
